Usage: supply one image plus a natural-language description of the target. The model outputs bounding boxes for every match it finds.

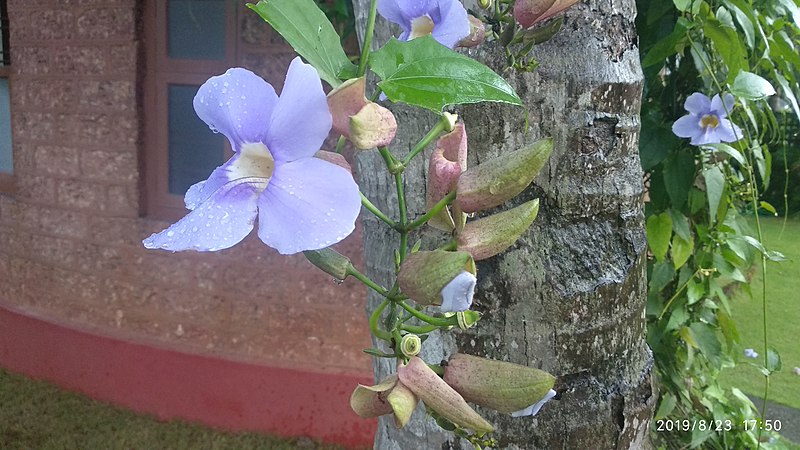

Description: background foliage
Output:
[636,0,800,448]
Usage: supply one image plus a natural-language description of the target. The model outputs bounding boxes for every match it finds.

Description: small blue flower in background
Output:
[143,58,362,255]
[378,0,470,49]
[672,92,743,146]
[743,348,759,359]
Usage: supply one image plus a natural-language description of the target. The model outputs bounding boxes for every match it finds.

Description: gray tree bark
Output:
[353,1,655,448]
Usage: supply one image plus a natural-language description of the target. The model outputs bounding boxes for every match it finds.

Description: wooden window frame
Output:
[143,0,237,221]
[0,0,15,194]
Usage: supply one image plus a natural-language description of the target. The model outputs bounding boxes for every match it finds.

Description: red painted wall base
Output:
[0,304,376,449]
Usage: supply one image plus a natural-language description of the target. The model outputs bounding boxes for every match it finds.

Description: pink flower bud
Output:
[443,353,556,415]
[457,199,540,260]
[514,0,579,29]
[397,250,476,307]
[427,123,468,231]
[398,356,494,433]
[458,15,487,48]
[456,138,552,213]
[327,77,397,149]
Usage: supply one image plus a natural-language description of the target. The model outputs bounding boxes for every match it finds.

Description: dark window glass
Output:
[168,84,225,195]
[167,0,226,61]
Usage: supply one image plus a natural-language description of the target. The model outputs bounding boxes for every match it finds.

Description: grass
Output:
[0,368,345,450]
[719,216,800,410]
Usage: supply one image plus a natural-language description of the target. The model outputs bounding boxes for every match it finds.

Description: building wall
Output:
[0,0,371,377]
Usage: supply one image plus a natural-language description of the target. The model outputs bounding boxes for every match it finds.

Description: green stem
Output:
[360,192,396,228]
[369,300,392,341]
[357,0,378,78]
[397,300,454,327]
[406,191,457,231]
[395,172,409,261]
[347,265,390,297]
[401,323,440,334]
[400,115,452,167]
[335,135,347,154]
[658,269,702,320]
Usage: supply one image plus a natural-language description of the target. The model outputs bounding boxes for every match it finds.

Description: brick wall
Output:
[0,0,371,376]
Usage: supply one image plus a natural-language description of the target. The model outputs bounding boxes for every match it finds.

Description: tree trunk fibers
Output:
[353,1,655,448]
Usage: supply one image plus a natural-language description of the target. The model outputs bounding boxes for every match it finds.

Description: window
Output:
[0,0,14,193]
[144,0,237,219]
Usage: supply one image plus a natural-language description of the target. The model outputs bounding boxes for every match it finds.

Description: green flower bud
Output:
[327,76,397,149]
[456,310,481,329]
[400,333,422,357]
[303,247,352,280]
[456,138,552,213]
[514,0,579,29]
[397,250,476,307]
[457,199,540,260]
[478,0,493,9]
[398,356,494,433]
[443,353,556,415]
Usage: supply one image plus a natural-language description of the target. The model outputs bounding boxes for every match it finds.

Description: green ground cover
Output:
[0,368,345,450]
[720,217,800,410]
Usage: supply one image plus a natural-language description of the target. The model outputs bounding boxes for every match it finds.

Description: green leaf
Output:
[702,143,745,166]
[369,37,522,112]
[655,393,677,420]
[650,260,676,292]
[703,166,725,225]
[663,151,696,209]
[689,322,723,367]
[767,347,782,373]
[730,71,776,100]
[722,0,755,49]
[759,201,777,215]
[247,0,356,87]
[668,209,691,241]
[673,0,691,12]
[647,213,673,262]
[703,19,747,83]
[671,233,694,269]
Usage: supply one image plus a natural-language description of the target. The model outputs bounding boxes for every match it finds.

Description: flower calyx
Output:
[327,77,397,150]
[456,138,552,213]
[397,250,476,311]
[443,353,557,416]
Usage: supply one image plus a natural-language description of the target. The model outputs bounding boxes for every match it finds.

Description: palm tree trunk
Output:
[352,1,655,448]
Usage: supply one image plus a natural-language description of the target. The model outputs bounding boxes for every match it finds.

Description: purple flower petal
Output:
[430,0,470,49]
[690,127,721,145]
[672,114,702,138]
[440,271,476,312]
[193,68,278,151]
[257,158,361,254]
[714,119,742,143]
[377,0,413,32]
[510,389,557,418]
[684,92,711,115]
[266,58,332,163]
[144,179,265,252]
[183,143,276,210]
[710,93,735,118]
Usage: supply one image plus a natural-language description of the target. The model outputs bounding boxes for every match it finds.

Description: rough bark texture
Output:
[353,1,655,448]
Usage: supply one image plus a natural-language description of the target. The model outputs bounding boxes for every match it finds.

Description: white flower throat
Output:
[410,15,435,39]
[228,143,275,184]
[699,114,720,129]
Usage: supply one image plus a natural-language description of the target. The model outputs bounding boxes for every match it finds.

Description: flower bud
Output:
[303,247,352,280]
[458,15,487,48]
[349,102,398,149]
[398,356,494,433]
[350,374,419,428]
[443,353,556,415]
[400,333,422,357]
[327,77,397,149]
[457,199,540,260]
[456,138,552,213]
[427,123,468,231]
[397,250,476,307]
[440,271,476,312]
[478,0,492,9]
[514,0,579,29]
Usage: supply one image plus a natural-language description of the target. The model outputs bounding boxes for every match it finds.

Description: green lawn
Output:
[720,216,800,410]
[0,368,345,450]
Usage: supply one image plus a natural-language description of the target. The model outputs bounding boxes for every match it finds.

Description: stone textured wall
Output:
[0,0,370,375]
